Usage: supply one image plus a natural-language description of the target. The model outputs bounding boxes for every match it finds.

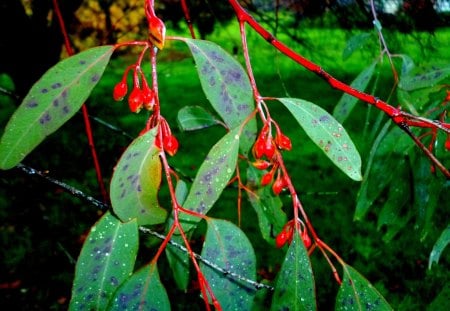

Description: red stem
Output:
[52,0,108,202]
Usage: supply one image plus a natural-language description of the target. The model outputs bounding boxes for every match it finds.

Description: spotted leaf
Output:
[69,211,138,311]
[270,234,316,311]
[0,45,114,169]
[179,127,240,232]
[336,264,392,311]
[201,218,257,310]
[278,98,362,181]
[110,127,167,226]
[108,262,170,311]
[183,38,256,155]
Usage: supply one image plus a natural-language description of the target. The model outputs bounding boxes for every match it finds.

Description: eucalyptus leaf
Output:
[201,218,257,310]
[278,97,362,181]
[69,212,138,311]
[0,45,114,169]
[428,225,450,269]
[110,127,167,226]
[183,38,257,155]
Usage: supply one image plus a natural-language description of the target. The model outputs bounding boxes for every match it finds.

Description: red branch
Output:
[52,0,109,201]
[227,0,450,178]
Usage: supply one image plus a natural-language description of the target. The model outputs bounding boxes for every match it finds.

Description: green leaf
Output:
[270,234,316,311]
[342,32,372,61]
[165,233,191,291]
[376,163,413,242]
[0,45,114,169]
[399,63,450,91]
[110,128,167,226]
[183,38,256,155]
[69,212,138,311]
[429,225,450,269]
[108,262,170,310]
[336,264,393,311]
[201,218,257,310]
[355,125,414,220]
[177,105,222,131]
[413,156,444,240]
[333,62,376,123]
[399,54,415,78]
[277,97,362,181]
[179,127,240,232]
[246,165,287,244]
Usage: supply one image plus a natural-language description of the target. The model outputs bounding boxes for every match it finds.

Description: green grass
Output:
[1,19,449,310]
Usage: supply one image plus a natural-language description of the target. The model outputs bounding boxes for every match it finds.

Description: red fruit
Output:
[302,230,312,249]
[263,137,276,159]
[113,81,128,101]
[275,231,288,248]
[272,174,286,195]
[261,171,273,186]
[148,15,166,49]
[252,159,271,170]
[275,132,292,151]
[128,87,144,113]
[142,79,155,110]
[445,135,450,151]
[163,135,179,156]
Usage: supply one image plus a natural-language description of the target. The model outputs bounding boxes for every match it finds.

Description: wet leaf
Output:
[278,97,362,181]
[0,45,114,169]
[110,128,167,226]
[177,105,222,131]
[429,225,450,269]
[342,32,372,61]
[69,212,138,311]
[399,63,450,91]
[108,262,170,310]
[179,127,240,232]
[201,218,257,310]
[333,62,376,123]
[336,264,393,311]
[246,165,287,244]
[183,38,256,155]
[355,125,414,220]
[270,234,316,311]
[413,156,444,240]
[377,162,413,242]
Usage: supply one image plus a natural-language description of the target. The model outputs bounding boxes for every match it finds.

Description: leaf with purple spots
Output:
[0,45,114,169]
[200,218,257,310]
[69,211,138,311]
[277,98,362,181]
[108,262,170,311]
[178,127,240,232]
[336,264,393,311]
[270,234,316,311]
[110,127,167,226]
[182,38,256,156]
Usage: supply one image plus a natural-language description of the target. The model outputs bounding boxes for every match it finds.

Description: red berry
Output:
[128,87,144,113]
[263,137,276,159]
[148,15,166,50]
[276,132,292,151]
[113,81,128,101]
[302,230,312,249]
[252,159,271,170]
[163,135,179,156]
[261,171,273,186]
[142,80,155,110]
[272,174,286,195]
[445,135,450,151]
[275,231,288,248]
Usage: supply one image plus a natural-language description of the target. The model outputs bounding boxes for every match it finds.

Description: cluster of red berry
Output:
[275,219,311,249]
[113,65,156,114]
[252,119,292,195]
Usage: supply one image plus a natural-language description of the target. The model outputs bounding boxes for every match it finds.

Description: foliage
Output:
[0,0,449,310]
